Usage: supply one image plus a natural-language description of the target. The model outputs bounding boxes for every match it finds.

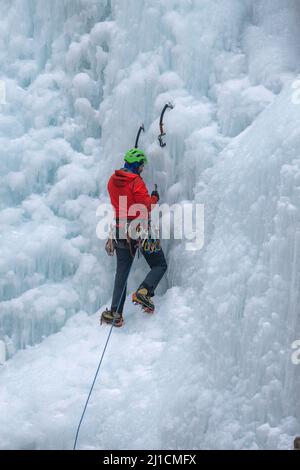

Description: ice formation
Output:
[0,0,299,450]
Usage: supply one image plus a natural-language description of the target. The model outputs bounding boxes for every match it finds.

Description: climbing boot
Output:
[100,309,124,328]
[132,287,155,313]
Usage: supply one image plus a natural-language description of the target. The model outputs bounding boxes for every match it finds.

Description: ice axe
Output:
[158,102,174,148]
[135,124,145,148]
[155,102,174,200]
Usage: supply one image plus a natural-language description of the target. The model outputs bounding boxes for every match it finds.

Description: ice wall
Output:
[0,0,299,449]
[0,0,114,355]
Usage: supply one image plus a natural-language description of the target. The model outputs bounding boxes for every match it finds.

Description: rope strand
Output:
[73,255,135,450]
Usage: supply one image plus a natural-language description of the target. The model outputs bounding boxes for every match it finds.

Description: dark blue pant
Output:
[111,240,168,314]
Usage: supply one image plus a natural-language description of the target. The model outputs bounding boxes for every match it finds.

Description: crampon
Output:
[132,288,155,314]
[100,309,124,328]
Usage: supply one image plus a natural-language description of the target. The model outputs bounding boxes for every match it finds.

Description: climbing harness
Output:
[126,219,161,256]
[105,225,117,257]
[158,102,174,148]
[105,238,116,256]
[142,238,161,255]
[127,220,149,258]
[140,219,161,255]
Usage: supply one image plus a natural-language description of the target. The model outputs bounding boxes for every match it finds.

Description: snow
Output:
[0,289,197,450]
[0,0,299,450]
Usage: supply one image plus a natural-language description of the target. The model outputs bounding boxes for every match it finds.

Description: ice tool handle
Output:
[158,102,174,148]
[135,125,145,148]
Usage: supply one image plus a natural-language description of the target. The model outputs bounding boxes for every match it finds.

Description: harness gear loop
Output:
[105,225,117,257]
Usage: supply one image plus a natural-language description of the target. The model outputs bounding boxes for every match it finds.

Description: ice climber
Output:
[101,148,168,327]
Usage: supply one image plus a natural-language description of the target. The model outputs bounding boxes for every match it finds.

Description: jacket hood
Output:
[112,169,140,188]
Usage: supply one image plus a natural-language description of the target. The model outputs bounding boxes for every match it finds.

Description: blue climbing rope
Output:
[73,256,135,450]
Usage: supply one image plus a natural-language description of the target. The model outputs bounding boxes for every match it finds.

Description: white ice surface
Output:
[0,0,299,449]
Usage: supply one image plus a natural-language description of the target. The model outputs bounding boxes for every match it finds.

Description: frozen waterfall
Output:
[0,0,299,450]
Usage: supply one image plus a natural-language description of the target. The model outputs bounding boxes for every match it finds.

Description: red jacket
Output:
[108,170,158,221]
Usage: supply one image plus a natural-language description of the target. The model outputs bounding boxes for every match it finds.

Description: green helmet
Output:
[124,148,148,165]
